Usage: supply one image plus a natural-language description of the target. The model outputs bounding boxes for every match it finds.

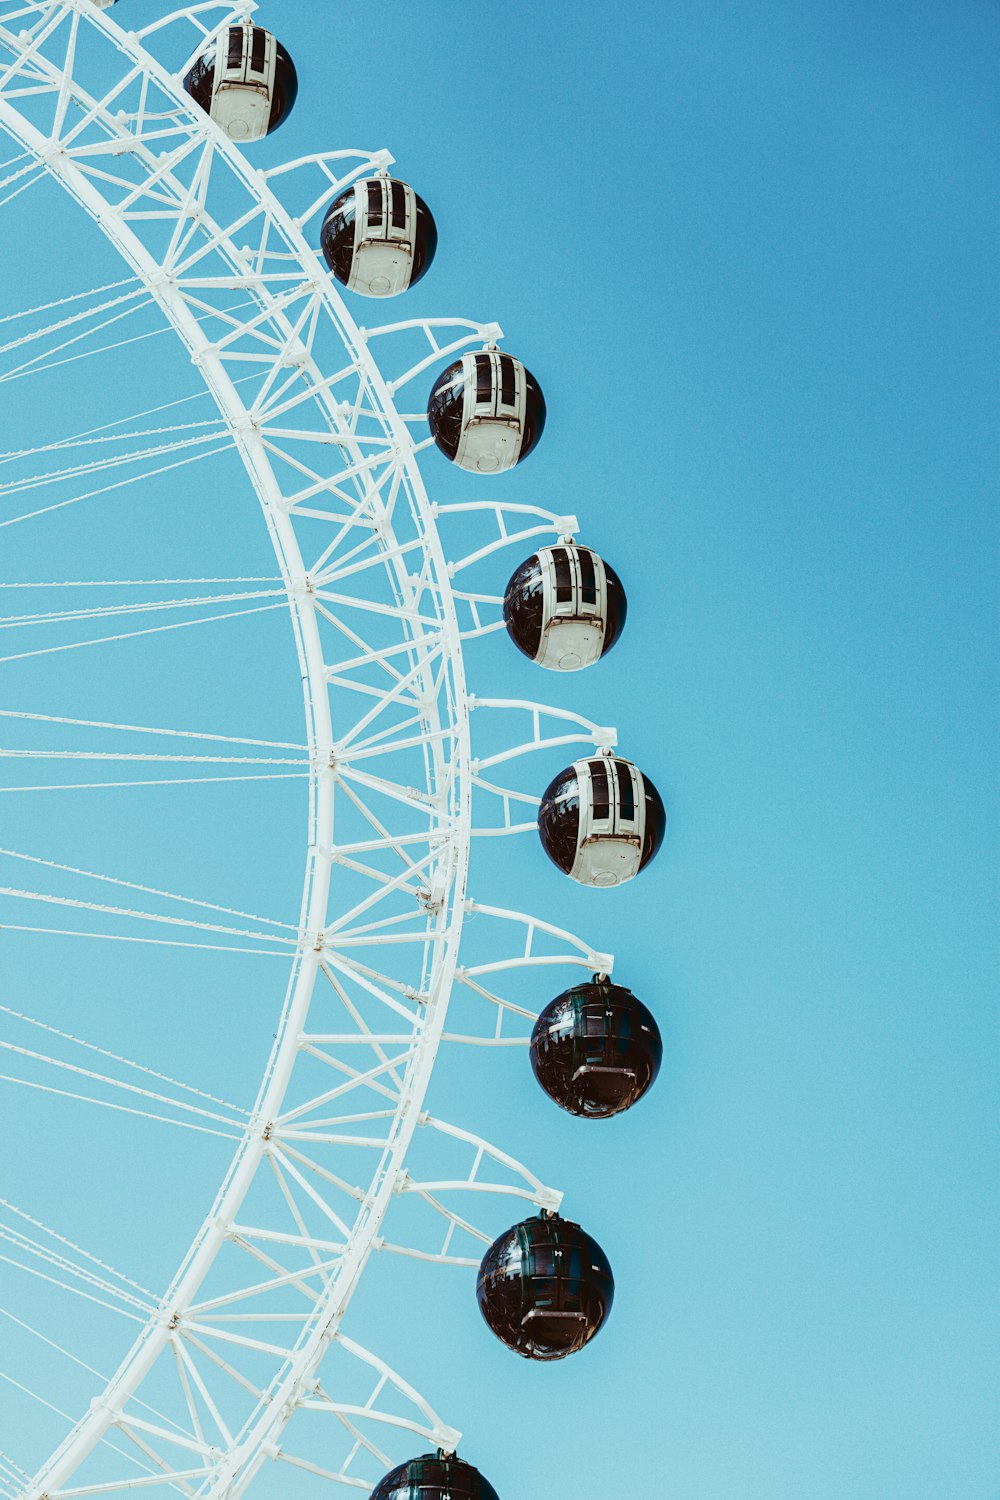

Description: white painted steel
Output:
[451,351,526,475]
[534,546,611,672]
[568,757,647,887]
[0,6,463,1489]
[205,22,276,144]
[0,3,620,1495]
[343,177,421,299]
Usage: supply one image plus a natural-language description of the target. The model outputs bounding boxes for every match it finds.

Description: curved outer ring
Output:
[0,5,472,1495]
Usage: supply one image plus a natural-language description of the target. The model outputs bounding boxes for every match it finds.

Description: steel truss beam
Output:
[0,4,616,1496]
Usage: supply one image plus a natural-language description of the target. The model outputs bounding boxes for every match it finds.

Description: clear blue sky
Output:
[0,1,996,1497]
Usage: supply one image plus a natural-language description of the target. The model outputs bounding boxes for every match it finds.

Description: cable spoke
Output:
[0,1076,243,1139]
[0,848,299,931]
[0,706,305,750]
[0,600,287,663]
[0,772,307,793]
[0,441,231,530]
[0,588,285,630]
[0,1004,250,1113]
[0,920,296,956]
[0,1037,248,1127]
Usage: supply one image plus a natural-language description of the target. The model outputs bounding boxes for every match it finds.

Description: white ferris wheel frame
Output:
[0,2,623,1497]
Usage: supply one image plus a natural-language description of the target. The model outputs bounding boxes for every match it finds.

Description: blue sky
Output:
[0,1,996,1496]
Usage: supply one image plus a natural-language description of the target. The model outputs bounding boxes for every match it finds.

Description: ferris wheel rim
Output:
[0,7,627,1497]
[0,3,475,1493]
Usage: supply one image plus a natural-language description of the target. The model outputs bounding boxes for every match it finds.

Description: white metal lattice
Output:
[0,4,619,1496]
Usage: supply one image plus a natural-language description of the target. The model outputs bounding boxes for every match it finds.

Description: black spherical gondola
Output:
[321,177,438,298]
[503,543,627,671]
[537,753,665,887]
[183,22,297,143]
[477,1213,613,1360]
[370,1452,499,1500]
[530,973,662,1117]
[427,351,545,473]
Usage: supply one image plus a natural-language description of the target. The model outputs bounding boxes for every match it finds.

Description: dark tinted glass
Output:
[227,26,243,67]
[268,40,298,131]
[583,1006,608,1039]
[519,364,547,459]
[371,1453,499,1500]
[366,179,383,227]
[474,353,493,403]
[502,553,544,660]
[524,1243,560,1284]
[536,765,582,874]
[530,976,663,1117]
[477,1215,614,1360]
[589,760,610,818]
[319,186,358,284]
[615,759,635,820]
[390,179,407,230]
[600,555,628,656]
[427,360,467,460]
[410,191,438,283]
[639,772,667,869]
[182,53,216,113]
[498,353,516,407]
[577,546,597,605]
[551,546,573,603]
[250,26,266,72]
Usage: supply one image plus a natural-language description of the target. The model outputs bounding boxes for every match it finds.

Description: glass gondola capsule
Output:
[503,542,627,671]
[427,350,545,473]
[530,973,662,1117]
[537,752,665,887]
[477,1212,614,1361]
[320,176,437,298]
[370,1452,500,1500]
[183,21,298,142]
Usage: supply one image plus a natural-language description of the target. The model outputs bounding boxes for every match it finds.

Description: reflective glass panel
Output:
[366,180,383,226]
[616,759,635,820]
[589,760,610,819]
[498,353,516,407]
[474,353,493,403]
[390,179,407,230]
[552,546,573,603]
[578,546,597,605]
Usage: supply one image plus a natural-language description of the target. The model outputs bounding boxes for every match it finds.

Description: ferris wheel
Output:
[0,3,667,1497]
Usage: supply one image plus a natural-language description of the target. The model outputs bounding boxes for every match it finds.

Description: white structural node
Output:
[0,4,662,1498]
